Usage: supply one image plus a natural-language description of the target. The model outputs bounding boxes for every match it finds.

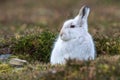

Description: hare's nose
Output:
[60,30,64,36]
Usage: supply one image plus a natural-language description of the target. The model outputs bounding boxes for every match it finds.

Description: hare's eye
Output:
[70,25,75,28]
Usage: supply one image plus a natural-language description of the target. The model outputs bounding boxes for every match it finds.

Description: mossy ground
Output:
[0,0,120,80]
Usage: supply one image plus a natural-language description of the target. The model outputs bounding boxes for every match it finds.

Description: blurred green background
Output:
[0,0,120,37]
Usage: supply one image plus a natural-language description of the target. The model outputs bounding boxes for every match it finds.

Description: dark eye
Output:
[70,25,75,28]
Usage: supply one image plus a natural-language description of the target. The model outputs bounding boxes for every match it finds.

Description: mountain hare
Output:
[50,6,96,65]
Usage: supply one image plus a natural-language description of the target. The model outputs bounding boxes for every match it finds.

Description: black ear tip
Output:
[82,5,90,18]
[82,6,86,18]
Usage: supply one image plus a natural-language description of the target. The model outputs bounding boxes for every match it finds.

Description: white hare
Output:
[50,6,96,65]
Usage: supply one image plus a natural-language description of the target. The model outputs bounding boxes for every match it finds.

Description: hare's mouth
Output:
[61,37,71,41]
[60,36,77,41]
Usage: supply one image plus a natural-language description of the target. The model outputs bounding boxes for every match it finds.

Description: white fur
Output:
[50,6,96,65]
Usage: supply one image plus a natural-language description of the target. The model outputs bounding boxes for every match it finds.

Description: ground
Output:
[0,0,120,80]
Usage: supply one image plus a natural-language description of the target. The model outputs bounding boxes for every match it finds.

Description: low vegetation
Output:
[0,31,120,80]
[0,56,120,80]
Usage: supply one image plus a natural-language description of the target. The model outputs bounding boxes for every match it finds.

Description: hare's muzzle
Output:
[60,28,64,36]
[60,31,64,37]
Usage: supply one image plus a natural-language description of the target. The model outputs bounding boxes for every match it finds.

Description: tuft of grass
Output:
[11,31,56,62]
[94,35,120,55]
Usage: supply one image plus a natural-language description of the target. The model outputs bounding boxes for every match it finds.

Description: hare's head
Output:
[60,6,90,41]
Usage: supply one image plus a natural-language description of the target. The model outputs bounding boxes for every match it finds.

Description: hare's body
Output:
[50,6,96,65]
[51,34,95,64]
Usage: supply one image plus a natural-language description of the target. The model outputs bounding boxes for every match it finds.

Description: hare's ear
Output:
[79,6,90,19]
